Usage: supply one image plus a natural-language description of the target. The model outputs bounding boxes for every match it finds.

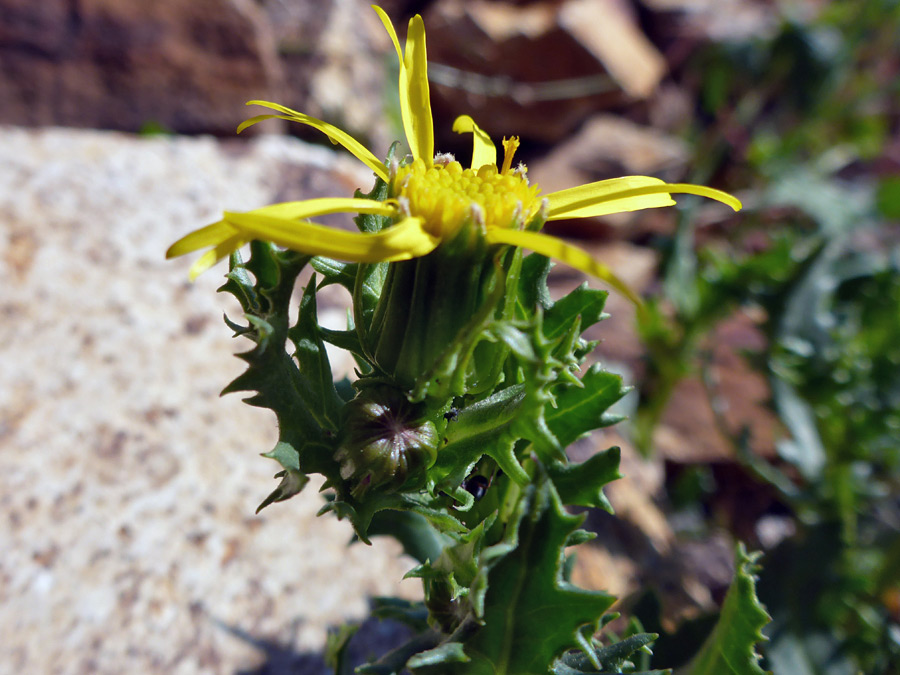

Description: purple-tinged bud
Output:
[335,388,438,498]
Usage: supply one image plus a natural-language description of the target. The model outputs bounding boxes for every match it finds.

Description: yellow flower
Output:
[166,5,740,303]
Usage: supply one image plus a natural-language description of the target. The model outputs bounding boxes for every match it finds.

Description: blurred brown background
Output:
[0,0,767,144]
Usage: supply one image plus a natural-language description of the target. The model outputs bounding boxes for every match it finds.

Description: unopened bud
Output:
[335,388,438,498]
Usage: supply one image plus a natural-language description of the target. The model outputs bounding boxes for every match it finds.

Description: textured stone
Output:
[257,0,391,150]
[0,0,280,134]
[423,0,666,146]
[0,0,676,147]
[0,126,419,673]
[0,0,397,145]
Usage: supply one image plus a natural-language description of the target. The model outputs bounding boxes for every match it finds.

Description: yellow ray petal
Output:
[373,5,403,63]
[485,228,642,306]
[373,7,413,156]
[188,233,248,281]
[238,102,389,182]
[545,176,674,219]
[374,7,433,163]
[223,211,438,262]
[403,15,434,163]
[546,177,742,220]
[248,197,397,221]
[657,183,742,211]
[452,115,497,170]
[167,220,238,258]
[166,200,395,260]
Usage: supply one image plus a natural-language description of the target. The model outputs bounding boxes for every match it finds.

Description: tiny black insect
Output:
[443,407,459,422]
[462,474,491,501]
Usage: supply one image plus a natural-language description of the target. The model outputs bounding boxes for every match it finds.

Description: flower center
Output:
[392,152,541,239]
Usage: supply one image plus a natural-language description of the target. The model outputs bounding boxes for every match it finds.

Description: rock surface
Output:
[0,126,420,674]
[424,0,666,146]
[0,0,389,144]
[0,0,281,134]
[0,0,673,146]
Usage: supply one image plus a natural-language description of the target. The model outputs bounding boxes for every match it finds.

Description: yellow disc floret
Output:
[392,152,541,240]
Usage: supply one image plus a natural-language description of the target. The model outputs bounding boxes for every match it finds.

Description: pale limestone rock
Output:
[0,126,420,674]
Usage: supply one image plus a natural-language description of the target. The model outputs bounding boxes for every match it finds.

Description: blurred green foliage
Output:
[632,1,900,672]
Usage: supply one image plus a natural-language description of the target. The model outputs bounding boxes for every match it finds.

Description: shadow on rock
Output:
[218,614,415,675]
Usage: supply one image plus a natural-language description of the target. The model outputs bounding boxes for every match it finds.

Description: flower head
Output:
[393,152,539,240]
[167,5,740,303]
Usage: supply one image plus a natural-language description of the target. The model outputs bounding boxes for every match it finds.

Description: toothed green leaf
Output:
[408,642,471,669]
[288,275,343,431]
[357,632,444,675]
[429,385,530,491]
[517,253,553,314]
[547,447,622,513]
[545,365,629,447]
[684,544,771,675]
[217,244,341,494]
[413,479,615,675]
[543,283,609,340]
[255,468,310,513]
[324,622,360,675]
[553,633,663,674]
[366,510,450,565]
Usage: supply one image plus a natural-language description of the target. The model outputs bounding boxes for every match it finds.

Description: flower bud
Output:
[335,387,439,498]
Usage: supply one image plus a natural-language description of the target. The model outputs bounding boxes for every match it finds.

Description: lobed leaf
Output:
[413,479,615,675]
[683,544,771,675]
[546,447,622,513]
[545,365,630,447]
[543,283,609,340]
